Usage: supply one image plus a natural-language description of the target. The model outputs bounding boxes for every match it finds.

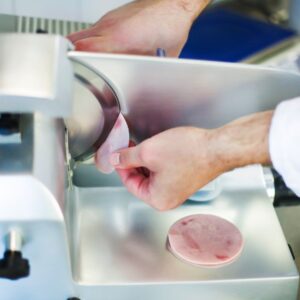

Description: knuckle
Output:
[119,152,127,165]
[139,143,157,165]
[138,144,150,164]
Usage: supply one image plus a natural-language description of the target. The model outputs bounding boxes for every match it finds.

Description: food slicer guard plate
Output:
[66,60,121,161]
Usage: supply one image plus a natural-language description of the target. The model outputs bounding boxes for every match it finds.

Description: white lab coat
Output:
[269,97,300,196]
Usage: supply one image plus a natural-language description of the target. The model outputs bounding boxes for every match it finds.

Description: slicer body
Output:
[0,34,74,299]
[0,34,299,300]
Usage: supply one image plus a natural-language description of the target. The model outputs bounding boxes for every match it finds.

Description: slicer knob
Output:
[0,230,30,280]
[0,251,30,280]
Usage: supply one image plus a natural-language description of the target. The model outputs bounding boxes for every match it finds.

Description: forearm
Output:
[209,111,274,173]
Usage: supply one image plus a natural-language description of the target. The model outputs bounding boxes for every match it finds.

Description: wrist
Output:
[211,111,274,173]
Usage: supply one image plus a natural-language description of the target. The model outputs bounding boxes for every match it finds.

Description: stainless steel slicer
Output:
[0,33,299,300]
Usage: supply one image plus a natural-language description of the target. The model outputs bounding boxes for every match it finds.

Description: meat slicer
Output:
[0,33,299,300]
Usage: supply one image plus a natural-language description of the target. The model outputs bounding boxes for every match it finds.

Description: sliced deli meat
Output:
[167,214,244,267]
[96,113,129,174]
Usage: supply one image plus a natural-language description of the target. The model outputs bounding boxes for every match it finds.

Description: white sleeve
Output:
[269,97,300,196]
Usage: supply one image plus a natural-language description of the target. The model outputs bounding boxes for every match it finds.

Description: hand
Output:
[107,111,273,211]
[68,0,209,57]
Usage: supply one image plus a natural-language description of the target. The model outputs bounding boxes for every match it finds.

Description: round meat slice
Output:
[95,113,129,174]
[167,214,243,267]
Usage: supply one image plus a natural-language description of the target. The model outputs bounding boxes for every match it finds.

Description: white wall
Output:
[0,0,131,23]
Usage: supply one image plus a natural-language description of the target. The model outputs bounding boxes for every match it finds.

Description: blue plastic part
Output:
[156,48,167,57]
[180,7,296,62]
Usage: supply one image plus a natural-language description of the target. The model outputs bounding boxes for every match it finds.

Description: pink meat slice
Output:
[167,214,243,267]
[95,113,129,174]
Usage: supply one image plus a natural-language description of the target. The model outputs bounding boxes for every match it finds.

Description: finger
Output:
[73,36,116,52]
[73,36,153,55]
[67,28,95,43]
[116,168,150,201]
[110,145,144,169]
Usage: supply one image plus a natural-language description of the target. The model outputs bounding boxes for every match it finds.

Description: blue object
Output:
[156,48,167,57]
[180,7,296,62]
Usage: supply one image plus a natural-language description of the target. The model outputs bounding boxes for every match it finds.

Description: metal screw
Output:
[6,229,23,252]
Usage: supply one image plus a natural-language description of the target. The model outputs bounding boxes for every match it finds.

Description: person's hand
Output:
[107,111,273,211]
[68,0,209,57]
[111,127,221,210]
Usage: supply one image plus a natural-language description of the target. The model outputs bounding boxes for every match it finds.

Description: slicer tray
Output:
[67,166,298,300]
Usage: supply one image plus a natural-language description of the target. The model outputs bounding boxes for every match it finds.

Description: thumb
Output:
[67,28,95,43]
[73,36,115,52]
[110,146,144,169]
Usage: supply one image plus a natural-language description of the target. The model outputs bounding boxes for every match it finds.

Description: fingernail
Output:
[110,153,120,166]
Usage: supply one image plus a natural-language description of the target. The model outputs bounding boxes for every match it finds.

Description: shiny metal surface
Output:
[69,52,300,142]
[0,33,75,299]
[0,114,66,218]
[0,222,74,300]
[0,115,74,299]
[66,60,120,161]
[67,166,298,300]
[0,34,73,117]
[6,229,23,252]
[0,34,298,300]
[72,162,221,201]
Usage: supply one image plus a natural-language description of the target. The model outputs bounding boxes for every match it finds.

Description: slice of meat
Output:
[167,214,243,267]
[95,113,129,174]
